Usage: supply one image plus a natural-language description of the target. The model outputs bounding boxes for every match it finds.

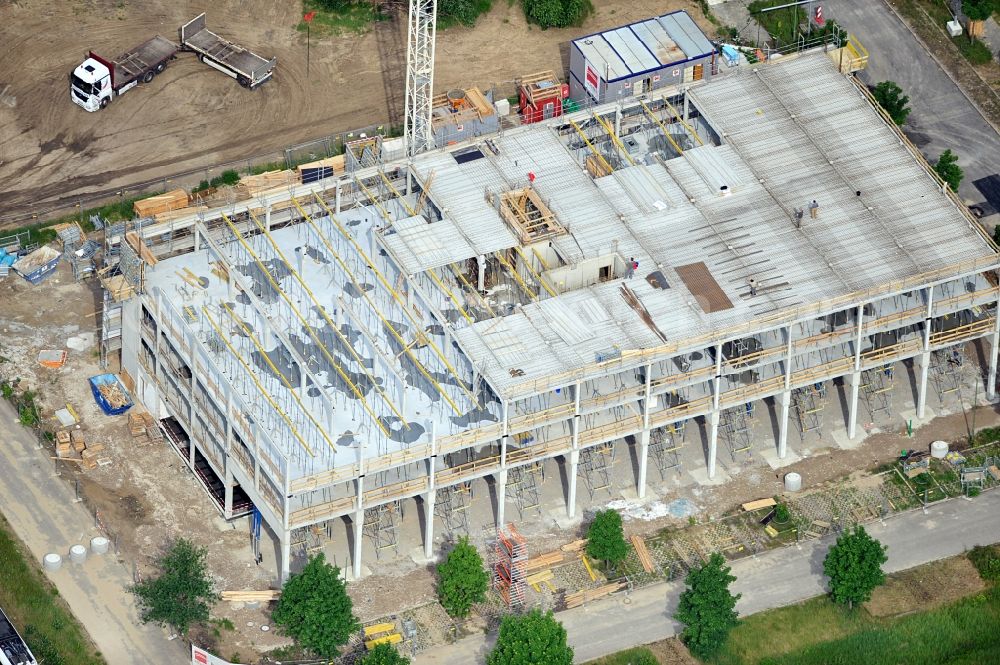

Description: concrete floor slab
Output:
[686,466,731,486]
[758,445,803,470]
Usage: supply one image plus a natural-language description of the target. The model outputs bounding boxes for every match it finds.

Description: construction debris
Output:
[37,350,68,368]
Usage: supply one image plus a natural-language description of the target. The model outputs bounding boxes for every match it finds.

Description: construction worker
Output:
[809,199,819,219]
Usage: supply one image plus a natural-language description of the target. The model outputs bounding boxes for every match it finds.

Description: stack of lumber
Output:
[98,382,129,409]
[56,430,72,457]
[630,535,655,574]
[526,569,556,592]
[70,430,86,453]
[525,550,564,572]
[238,170,297,196]
[128,411,161,445]
[298,155,345,183]
[741,498,777,512]
[134,190,189,218]
[153,205,209,223]
[561,539,588,553]
[564,581,626,609]
[220,590,281,602]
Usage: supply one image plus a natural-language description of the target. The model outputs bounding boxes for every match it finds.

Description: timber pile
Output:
[525,550,564,572]
[564,581,626,609]
[630,535,655,574]
[98,382,129,409]
[741,498,777,512]
[128,411,161,445]
[297,155,345,181]
[153,205,209,223]
[221,590,280,602]
[134,190,189,218]
[238,170,297,196]
[71,430,86,453]
[561,539,588,553]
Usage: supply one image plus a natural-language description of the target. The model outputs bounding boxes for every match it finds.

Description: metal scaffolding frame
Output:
[579,442,616,499]
[792,382,826,435]
[363,498,402,558]
[930,347,966,404]
[861,365,894,420]
[506,463,542,518]
[721,405,753,461]
[650,422,685,478]
[435,481,471,534]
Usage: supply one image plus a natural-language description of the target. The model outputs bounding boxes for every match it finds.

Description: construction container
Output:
[12,246,62,285]
[69,544,88,564]
[43,553,62,571]
[784,472,802,492]
[90,536,110,554]
[89,373,134,416]
[931,440,949,459]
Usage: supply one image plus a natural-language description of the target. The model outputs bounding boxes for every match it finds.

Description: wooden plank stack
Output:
[561,538,588,553]
[630,535,655,574]
[98,382,129,409]
[525,550,564,572]
[741,497,777,512]
[152,205,209,224]
[563,581,626,609]
[71,430,86,453]
[128,411,162,445]
[134,190,189,218]
[238,170,297,196]
[220,590,281,602]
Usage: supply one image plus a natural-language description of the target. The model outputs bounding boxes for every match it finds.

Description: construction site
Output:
[75,48,998,585]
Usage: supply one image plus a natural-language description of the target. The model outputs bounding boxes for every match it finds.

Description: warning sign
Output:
[192,645,233,665]
[584,60,600,101]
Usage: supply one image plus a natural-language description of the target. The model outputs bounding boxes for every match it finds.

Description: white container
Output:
[69,544,87,564]
[381,137,405,162]
[947,20,963,37]
[931,440,949,459]
[90,536,110,555]
[43,553,62,572]
[784,472,802,492]
[495,98,511,117]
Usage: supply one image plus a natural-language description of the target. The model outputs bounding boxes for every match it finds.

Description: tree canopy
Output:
[130,538,218,635]
[487,608,573,665]
[522,0,591,29]
[934,149,964,191]
[963,0,994,21]
[823,526,888,608]
[439,0,492,27]
[675,552,741,659]
[436,536,489,618]
[872,81,911,126]
[586,509,629,568]
[271,553,360,658]
[360,642,411,665]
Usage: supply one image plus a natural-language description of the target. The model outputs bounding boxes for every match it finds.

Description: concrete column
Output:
[224,464,234,519]
[352,508,364,579]
[847,371,861,440]
[707,410,720,479]
[567,449,580,518]
[265,205,272,232]
[637,429,650,498]
[423,491,435,559]
[916,351,931,419]
[279,529,291,583]
[189,439,196,469]
[683,95,690,121]
[495,470,508,527]
[777,390,790,459]
[989,329,1000,400]
[478,255,486,292]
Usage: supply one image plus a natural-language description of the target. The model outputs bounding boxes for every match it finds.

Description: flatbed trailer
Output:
[180,13,276,89]
[71,35,178,111]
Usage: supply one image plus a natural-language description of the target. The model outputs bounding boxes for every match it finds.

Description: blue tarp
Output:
[88,374,133,416]
[0,255,15,267]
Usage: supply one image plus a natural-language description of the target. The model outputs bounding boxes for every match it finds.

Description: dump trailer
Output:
[70,35,178,111]
[180,13,276,89]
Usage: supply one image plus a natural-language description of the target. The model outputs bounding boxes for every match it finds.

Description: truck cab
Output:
[70,57,115,112]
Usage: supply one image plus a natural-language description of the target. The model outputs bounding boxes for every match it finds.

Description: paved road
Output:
[416,489,1000,664]
[0,400,186,664]
[818,0,1000,205]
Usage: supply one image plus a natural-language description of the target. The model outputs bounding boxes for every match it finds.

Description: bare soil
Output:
[0,0,713,225]
[864,554,986,617]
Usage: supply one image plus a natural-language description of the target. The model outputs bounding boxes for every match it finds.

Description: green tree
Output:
[992,224,1000,247]
[963,0,993,21]
[439,0,491,27]
[823,526,888,608]
[360,642,410,665]
[272,553,359,658]
[675,552,740,659]
[436,536,489,618]
[586,509,629,569]
[522,0,590,29]
[487,608,573,665]
[872,81,911,126]
[934,149,964,191]
[130,538,218,635]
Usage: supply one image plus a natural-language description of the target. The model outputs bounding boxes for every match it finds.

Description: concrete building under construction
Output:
[103,53,1000,581]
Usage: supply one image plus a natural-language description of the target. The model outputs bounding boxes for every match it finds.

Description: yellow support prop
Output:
[567,117,614,175]
[220,301,338,452]
[300,197,469,415]
[662,96,703,146]
[267,204,408,428]
[219,212,391,438]
[378,170,417,217]
[311,192,480,407]
[449,263,496,318]
[513,245,556,297]
[531,246,551,271]
[581,553,598,582]
[639,100,685,156]
[354,176,393,226]
[201,306,315,458]
[494,250,536,300]
[593,112,636,166]
[427,267,474,323]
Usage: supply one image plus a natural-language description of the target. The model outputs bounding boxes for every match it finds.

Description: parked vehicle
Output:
[180,13,276,89]
[70,36,177,111]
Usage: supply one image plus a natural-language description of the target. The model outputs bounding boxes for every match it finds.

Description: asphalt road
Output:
[416,489,1000,664]
[820,0,1000,205]
[0,400,186,664]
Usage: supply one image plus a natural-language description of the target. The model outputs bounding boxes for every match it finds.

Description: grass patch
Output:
[296,0,389,36]
[953,35,994,65]
[0,192,161,247]
[749,0,807,46]
[585,646,659,664]
[0,514,105,664]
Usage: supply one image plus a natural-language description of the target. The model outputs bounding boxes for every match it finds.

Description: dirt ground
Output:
[0,0,714,226]
[864,554,986,618]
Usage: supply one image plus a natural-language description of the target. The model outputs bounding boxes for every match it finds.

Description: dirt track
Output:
[0,0,711,226]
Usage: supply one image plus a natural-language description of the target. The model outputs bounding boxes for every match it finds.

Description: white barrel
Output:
[69,544,88,564]
[43,553,62,572]
[90,536,110,555]
[931,440,949,459]
[784,472,802,492]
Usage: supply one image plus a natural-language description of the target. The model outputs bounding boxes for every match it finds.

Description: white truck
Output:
[70,13,275,112]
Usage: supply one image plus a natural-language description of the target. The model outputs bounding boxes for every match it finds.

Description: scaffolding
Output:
[792,382,826,435]
[721,405,753,461]
[649,422,685,478]
[506,463,542,518]
[930,347,966,404]
[435,482,471,534]
[861,365,893,420]
[363,500,401,559]
[579,442,615,499]
[493,524,527,608]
